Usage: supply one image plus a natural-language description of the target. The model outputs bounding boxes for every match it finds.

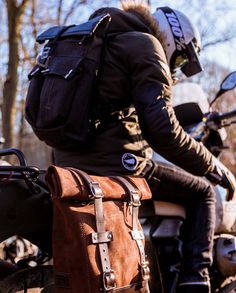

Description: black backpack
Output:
[25,14,111,150]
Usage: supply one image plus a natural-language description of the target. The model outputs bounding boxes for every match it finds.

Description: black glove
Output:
[206,157,235,201]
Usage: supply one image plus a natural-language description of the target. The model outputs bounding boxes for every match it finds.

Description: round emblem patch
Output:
[121,153,138,171]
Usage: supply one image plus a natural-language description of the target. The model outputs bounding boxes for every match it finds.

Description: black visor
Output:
[181,42,203,77]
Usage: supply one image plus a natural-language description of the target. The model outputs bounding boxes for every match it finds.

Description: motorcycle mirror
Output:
[210,71,236,107]
[220,71,236,91]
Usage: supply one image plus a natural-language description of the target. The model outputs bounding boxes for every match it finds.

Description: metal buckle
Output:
[141,261,150,281]
[36,46,51,69]
[89,181,103,198]
[131,190,141,206]
[36,56,47,69]
[41,46,51,59]
[103,271,116,291]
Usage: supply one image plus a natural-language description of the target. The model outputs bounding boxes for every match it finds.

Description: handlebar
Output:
[0,148,27,166]
[0,148,42,194]
[215,109,236,121]
[207,109,236,125]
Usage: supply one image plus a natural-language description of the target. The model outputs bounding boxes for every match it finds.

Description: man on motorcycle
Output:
[53,2,233,293]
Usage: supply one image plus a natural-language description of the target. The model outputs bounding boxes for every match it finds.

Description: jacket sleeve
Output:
[125,32,214,176]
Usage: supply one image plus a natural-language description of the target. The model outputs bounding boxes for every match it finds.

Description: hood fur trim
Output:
[121,1,159,38]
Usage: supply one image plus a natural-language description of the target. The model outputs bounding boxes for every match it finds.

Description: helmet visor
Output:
[170,51,188,75]
[181,41,203,77]
[174,53,188,69]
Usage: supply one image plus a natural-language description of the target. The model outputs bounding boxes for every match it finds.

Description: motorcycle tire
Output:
[219,280,236,293]
[0,265,53,293]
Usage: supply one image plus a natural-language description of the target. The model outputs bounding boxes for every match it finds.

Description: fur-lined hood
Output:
[89,6,158,37]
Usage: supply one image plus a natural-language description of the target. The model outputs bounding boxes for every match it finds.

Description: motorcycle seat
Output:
[153,201,186,219]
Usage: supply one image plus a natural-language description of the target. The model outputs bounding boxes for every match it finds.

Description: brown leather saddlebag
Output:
[45,166,151,293]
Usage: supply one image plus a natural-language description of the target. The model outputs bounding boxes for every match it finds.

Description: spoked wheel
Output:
[0,265,53,293]
[219,280,236,293]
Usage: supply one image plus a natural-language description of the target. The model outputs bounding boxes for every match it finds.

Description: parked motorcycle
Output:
[0,72,235,292]
[0,149,53,292]
[144,71,236,293]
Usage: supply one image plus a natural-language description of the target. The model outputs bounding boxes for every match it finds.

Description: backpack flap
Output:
[34,13,111,78]
[38,40,84,80]
[36,13,111,44]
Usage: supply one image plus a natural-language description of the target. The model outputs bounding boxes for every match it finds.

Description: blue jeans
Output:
[145,161,216,283]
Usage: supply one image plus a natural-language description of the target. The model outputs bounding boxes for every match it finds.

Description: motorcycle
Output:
[0,147,53,292]
[0,73,235,292]
[143,71,236,293]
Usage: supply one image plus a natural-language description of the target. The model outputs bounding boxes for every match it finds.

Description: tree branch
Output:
[19,32,35,66]
[62,0,86,25]
[202,35,236,50]
[18,0,28,9]
[17,0,29,16]
[30,0,39,58]
[56,0,63,25]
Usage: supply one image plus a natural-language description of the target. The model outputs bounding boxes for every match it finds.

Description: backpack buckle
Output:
[141,261,150,281]
[103,270,116,291]
[36,46,51,69]
[131,190,141,206]
[89,181,103,198]
[41,46,51,59]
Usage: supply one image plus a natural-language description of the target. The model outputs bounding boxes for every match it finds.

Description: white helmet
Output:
[152,7,203,77]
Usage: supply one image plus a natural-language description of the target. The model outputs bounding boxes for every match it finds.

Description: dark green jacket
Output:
[54,7,213,177]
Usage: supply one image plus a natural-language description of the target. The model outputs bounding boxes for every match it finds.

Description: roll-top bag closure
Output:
[45,165,152,202]
[29,13,111,80]
[36,13,111,43]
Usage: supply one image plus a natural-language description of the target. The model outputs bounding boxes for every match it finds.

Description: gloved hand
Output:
[206,157,236,201]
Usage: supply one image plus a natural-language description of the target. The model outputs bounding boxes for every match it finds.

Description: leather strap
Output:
[67,168,116,291]
[112,176,150,282]
[112,281,149,292]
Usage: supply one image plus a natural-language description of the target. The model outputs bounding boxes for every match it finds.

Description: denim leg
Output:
[146,161,216,282]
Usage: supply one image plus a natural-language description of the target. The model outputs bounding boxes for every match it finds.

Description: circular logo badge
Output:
[121,153,138,171]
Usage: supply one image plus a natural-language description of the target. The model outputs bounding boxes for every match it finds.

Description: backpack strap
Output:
[112,176,150,282]
[67,168,116,292]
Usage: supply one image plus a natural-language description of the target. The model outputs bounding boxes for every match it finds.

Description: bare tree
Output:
[2,0,29,148]
[1,0,236,169]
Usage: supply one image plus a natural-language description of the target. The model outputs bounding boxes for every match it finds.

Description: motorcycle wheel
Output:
[0,265,53,293]
[219,280,236,293]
